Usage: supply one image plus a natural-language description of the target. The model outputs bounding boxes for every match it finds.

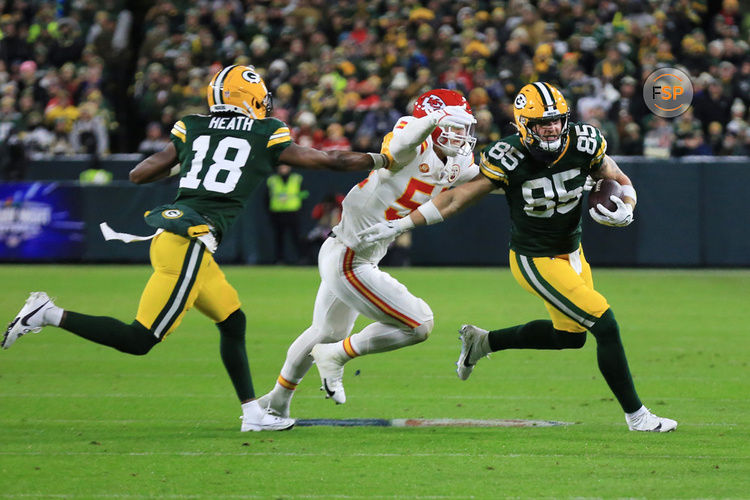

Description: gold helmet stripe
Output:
[532,82,554,109]
[213,65,236,106]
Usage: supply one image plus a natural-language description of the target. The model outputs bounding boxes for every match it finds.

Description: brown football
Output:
[588,179,623,214]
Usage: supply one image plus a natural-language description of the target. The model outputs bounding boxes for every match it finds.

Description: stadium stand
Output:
[0,0,748,177]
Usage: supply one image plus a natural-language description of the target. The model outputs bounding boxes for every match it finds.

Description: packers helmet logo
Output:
[242,69,261,83]
[162,209,183,219]
[514,94,527,109]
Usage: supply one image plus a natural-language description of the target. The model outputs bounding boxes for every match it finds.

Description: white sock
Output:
[349,322,420,356]
[259,381,296,417]
[281,325,327,381]
[479,333,491,357]
[43,306,64,327]
[241,400,260,416]
[626,405,647,420]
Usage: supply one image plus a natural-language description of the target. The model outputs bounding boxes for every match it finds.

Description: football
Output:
[588,179,623,214]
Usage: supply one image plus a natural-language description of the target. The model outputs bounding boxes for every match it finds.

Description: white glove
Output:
[583,175,595,192]
[589,195,634,227]
[357,217,414,244]
[430,105,476,129]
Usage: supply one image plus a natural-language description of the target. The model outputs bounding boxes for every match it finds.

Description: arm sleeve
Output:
[384,115,439,166]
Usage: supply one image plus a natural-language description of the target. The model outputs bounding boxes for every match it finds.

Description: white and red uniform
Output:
[258,110,478,415]
[320,117,478,329]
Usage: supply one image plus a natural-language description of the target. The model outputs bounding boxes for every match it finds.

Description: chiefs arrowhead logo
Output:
[422,95,446,113]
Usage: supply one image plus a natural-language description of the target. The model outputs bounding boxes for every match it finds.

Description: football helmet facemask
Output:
[207,65,273,119]
[413,89,476,157]
[513,82,569,163]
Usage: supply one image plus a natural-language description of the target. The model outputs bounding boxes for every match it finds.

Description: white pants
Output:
[276,237,433,385]
[316,237,433,333]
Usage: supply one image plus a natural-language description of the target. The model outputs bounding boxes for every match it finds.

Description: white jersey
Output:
[333,116,479,262]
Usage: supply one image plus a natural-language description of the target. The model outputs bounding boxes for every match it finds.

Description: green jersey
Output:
[168,113,292,240]
[478,122,607,256]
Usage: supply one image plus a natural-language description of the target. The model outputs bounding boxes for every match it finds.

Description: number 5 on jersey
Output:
[385,178,442,220]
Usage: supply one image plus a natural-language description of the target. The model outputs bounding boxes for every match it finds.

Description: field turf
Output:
[0,265,748,499]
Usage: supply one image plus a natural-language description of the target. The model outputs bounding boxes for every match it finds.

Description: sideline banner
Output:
[0,182,85,261]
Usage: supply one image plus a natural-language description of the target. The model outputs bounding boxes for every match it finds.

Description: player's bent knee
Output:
[217,309,246,340]
[588,308,620,343]
[411,318,434,342]
[554,329,587,349]
[127,321,159,355]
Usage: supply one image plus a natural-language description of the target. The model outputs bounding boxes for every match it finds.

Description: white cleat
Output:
[3,292,55,350]
[456,324,489,381]
[240,400,295,432]
[311,343,347,404]
[626,407,678,432]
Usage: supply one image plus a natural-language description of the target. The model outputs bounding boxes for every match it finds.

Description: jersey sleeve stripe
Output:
[590,136,607,168]
[271,127,290,137]
[267,135,292,147]
[170,127,187,143]
[269,132,290,141]
[379,132,395,168]
[479,161,507,183]
[478,153,508,183]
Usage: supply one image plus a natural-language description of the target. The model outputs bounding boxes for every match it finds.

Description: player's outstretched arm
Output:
[278,143,388,172]
[130,143,178,184]
[358,174,495,243]
[388,106,475,168]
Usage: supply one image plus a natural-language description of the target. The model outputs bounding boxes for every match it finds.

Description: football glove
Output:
[589,195,634,227]
[430,105,476,129]
[357,218,412,244]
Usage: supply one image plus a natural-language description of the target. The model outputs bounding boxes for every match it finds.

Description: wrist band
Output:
[417,200,444,225]
[621,184,637,202]
[367,152,388,169]
[396,216,416,231]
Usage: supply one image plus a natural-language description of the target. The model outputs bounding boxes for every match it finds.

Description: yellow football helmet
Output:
[206,65,273,118]
[513,82,569,162]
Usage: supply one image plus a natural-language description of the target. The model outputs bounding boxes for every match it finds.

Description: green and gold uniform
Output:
[136,114,292,338]
[479,123,609,332]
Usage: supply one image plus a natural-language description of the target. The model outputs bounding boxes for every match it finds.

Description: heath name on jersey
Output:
[479,121,607,256]
[334,116,478,262]
[169,114,292,241]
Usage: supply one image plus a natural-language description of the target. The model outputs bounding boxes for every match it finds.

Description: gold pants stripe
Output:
[136,232,241,340]
[509,248,609,333]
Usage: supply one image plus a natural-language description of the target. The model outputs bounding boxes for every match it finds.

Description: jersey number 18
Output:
[180,135,250,194]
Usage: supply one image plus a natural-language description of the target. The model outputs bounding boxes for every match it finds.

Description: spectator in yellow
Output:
[265,164,309,264]
[44,90,79,132]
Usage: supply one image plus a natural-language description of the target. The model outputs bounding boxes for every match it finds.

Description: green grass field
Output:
[1,265,748,499]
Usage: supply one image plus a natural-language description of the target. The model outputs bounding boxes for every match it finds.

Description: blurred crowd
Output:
[1,0,749,179]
